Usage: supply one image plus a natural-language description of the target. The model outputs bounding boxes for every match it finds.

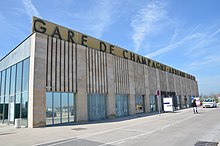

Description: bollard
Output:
[15,118,21,128]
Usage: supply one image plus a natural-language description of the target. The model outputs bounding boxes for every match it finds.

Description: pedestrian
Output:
[192,99,198,114]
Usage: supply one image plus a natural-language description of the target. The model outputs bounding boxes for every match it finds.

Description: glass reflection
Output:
[0,58,30,125]
[46,92,53,125]
[46,92,75,125]
[69,93,74,122]
[21,92,28,126]
[54,93,61,124]
[62,93,68,123]
[0,71,3,123]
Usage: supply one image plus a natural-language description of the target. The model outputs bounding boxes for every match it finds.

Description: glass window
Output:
[46,92,75,125]
[54,92,61,124]
[0,71,1,97]
[21,92,28,127]
[22,59,29,92]
[150,95,157,112]
[0,71,3,123]
[5,68,11,103]
[15,93,21,118]
[0,71,5,103]
[46,92,53,125]
[16,62,23,93]
[62,93,68,123]
[10,65,16,96]
[69,93,75,122]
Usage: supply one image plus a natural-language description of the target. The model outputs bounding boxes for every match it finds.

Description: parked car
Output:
[202,98,217,108]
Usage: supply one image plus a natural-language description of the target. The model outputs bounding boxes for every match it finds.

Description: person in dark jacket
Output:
[192,99,198,114]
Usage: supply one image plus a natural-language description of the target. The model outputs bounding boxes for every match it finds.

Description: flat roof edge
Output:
[0,33,35,61]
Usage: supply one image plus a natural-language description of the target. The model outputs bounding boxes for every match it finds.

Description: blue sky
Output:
[0,0,220,95]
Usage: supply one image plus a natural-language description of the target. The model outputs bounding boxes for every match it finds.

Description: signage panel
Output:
[32,16,195,80]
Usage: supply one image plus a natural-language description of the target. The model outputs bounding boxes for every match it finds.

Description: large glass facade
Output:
[0,58,29,126]
[46,92,75,125]
[88,94,106,121]
[115,94,128,117]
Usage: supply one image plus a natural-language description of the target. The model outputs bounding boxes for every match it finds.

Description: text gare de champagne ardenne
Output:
[32,17,195,81]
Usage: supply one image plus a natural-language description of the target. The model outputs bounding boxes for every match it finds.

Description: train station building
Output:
[0,17,199,128]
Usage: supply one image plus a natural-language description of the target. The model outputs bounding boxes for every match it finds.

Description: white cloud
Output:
[130,0,168,52]
[65,0,117,38]
[145,32,202,58]
[90,0,115,38]
[186,55,220,71]
[8,8,26,17]
[22,0,41,19]
[185,28,220,55]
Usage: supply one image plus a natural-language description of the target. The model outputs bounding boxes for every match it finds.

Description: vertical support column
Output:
[156,69,161,112]
[144,66,150,113]
[75,45,88,122]
[106,54,115,118]
[128,61,135,115]
[173,74,177,95]
[28,33,47,128]
[166,72,169,92]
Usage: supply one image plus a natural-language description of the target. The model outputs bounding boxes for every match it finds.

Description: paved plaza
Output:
[0,107,220,146]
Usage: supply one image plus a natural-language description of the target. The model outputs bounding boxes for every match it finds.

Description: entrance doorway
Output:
[135,95,145,114]
[150,95,157,112]
[115,94,128,117]
[88,94,106,121]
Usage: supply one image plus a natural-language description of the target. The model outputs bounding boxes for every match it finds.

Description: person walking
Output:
[192,99,198,114]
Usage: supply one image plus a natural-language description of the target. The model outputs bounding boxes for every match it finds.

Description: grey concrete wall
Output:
[175,75,181,96]
[159,70,167,92]
[28,33,47,127]
[113,56,129,94]
[133,62,146,95]
[168,73,175,92]
[75,45,88,122]
[46,36,77,92]
[106,54,116,117]
[144,66,150,113]
[86,48,108,93]
[148,67,157,95]
[128,60,136,115]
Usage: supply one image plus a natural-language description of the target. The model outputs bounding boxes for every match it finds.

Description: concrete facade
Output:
[24,32,198,127]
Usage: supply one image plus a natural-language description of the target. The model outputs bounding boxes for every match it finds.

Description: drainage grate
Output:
[195,141,218,146]
[71,127,87,131]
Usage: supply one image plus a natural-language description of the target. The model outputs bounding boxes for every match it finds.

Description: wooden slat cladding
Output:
[133,62,145,95]
[113,56,129,94]
[46,36,77,92]
[86,48,107,93]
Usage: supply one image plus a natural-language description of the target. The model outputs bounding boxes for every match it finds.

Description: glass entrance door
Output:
[150,95,157,112]
[88,94,106,121]
[115,94,128,117]
[135,95,145,114]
